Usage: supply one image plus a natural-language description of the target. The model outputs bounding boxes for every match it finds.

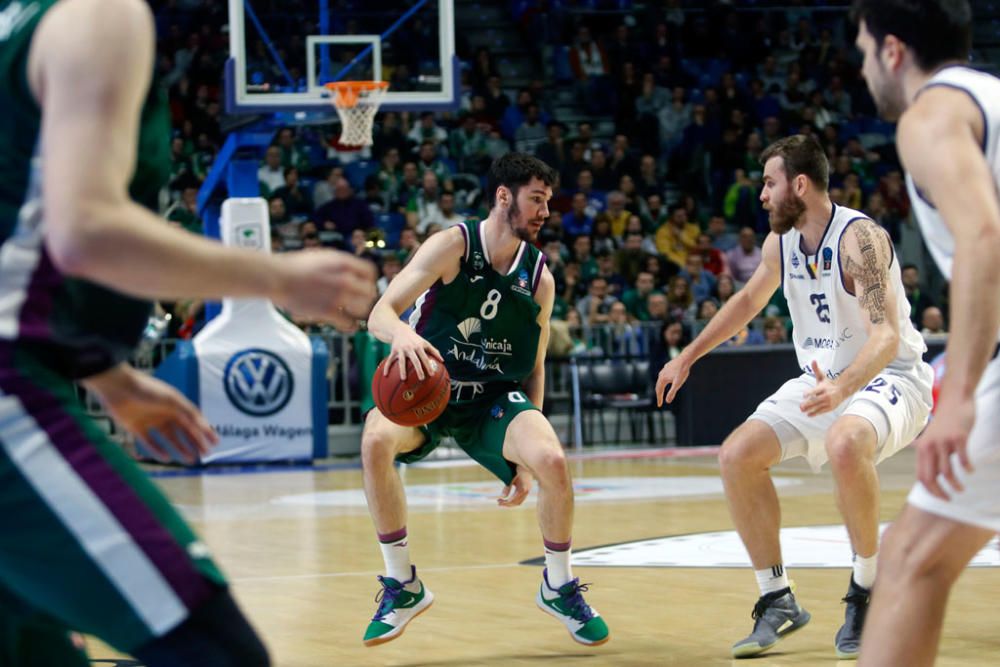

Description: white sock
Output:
[544,541,574,589]
[755,564,789,596]
[378,532,412,583]
[853,552,878,590]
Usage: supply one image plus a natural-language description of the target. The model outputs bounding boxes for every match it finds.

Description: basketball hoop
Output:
[324,81,389,147]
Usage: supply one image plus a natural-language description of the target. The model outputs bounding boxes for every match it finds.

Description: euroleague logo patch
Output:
[223,348,294,417]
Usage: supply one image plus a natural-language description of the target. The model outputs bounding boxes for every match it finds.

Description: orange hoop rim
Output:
[324,81,389,108]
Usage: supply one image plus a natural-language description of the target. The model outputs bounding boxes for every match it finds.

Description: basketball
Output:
[372,356,450,427]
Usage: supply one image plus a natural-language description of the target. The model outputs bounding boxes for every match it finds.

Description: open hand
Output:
[84,365,217,464]
[656,355,691,406]
[800,360,845,417]
[914,397,976,500]
[497,466,533,507]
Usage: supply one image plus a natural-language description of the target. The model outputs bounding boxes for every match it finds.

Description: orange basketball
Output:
[372,356,451,427]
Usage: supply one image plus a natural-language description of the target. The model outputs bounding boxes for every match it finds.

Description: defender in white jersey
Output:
[852,2,1000,666]
[656,135,932,659]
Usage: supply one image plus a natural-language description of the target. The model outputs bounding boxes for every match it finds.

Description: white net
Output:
[327,82,389,147]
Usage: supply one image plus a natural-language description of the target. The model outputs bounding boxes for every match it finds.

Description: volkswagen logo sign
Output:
[223,349,294,417]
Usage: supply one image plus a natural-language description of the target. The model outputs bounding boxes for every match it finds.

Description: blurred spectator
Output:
[762,316,788,344]
[373,112,410,160]
[169,136,192,189]
[271,167,311,218]
[409,171,443,234]
[662,320,688,360]
[621,271,656,321]
[563,193,595,237]
[258,145,285,195]
[483,75,510,122]
[450,114,490,173]
[696,232,729,276]
[655,205,699,269]
[608,301,644,357]
[373,148,403,209]
[594,249,626,297]
[726,226,762,284]
[276,127,309,171]
[615,231,648,287]
[577,276,616,326]
[423,191,466,231]
[665,275,693,322]
[397,227,421,264]
[349,228,380,267]
[724,168,760,231]
[515,103,547,154]
[636,154,661,197]
[363,176,386,215]
[920,306,947,338]
[879,169,911,221]
[267,195,289,226]
[415,141,453,190]
[396,161,422,212]
[498,88,530,139]
[313,166,345,210]
[589,213,614,251]
[716,273,737,307]
[697,298,720,322]
[576,169,607,217]
[901,264,936,327]
[572,235,598,282]
[377,254,402,295]
[313,177,374,247]
[568,26,611,113]
[647,292,670,323]
[407,112,449,148]
[535,120,568,175]
[708,215,739,252]
[604,190,630,238]
[167,186,202,235]
[680,253,718,305]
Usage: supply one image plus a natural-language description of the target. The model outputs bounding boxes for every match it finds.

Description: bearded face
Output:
[768,188,807,234]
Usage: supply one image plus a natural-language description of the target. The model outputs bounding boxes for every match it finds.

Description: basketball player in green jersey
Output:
[0,0,375,664]
[360,152,610,648]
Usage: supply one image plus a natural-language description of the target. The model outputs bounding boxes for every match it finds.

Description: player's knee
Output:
[718,435,763,475]
[879,516,963,588]
[824,429,871,477]
[361,427,396,467]
[531,447,569,485]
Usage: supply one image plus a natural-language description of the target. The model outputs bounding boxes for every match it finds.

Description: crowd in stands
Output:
[153,1,949,356]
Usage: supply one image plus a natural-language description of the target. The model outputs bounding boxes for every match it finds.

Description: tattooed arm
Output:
[800,218,899,416]
[836,218,901,395]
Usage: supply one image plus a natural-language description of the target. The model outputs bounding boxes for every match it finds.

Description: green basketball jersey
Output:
[0,0,171,378]
[409,220,546,398]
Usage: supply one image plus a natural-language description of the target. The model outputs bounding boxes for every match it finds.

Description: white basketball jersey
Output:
[906,66,1000,333]
[780,204,925,378]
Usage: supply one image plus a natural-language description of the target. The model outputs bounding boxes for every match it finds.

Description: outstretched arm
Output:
[656,232,781,404]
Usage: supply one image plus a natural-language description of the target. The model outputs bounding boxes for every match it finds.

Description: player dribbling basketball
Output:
[359,153,610,648]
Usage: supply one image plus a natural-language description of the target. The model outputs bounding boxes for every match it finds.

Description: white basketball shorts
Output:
[908,353,1000,532]
[748,362,934,472]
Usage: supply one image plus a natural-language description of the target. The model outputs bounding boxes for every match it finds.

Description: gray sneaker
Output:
[834,577,870,659]
[732,588,811,658]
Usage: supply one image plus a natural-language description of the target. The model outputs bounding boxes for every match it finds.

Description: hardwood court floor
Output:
[90,448,1000,666]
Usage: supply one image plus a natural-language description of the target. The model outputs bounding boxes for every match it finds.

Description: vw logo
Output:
[223,349,294,417]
